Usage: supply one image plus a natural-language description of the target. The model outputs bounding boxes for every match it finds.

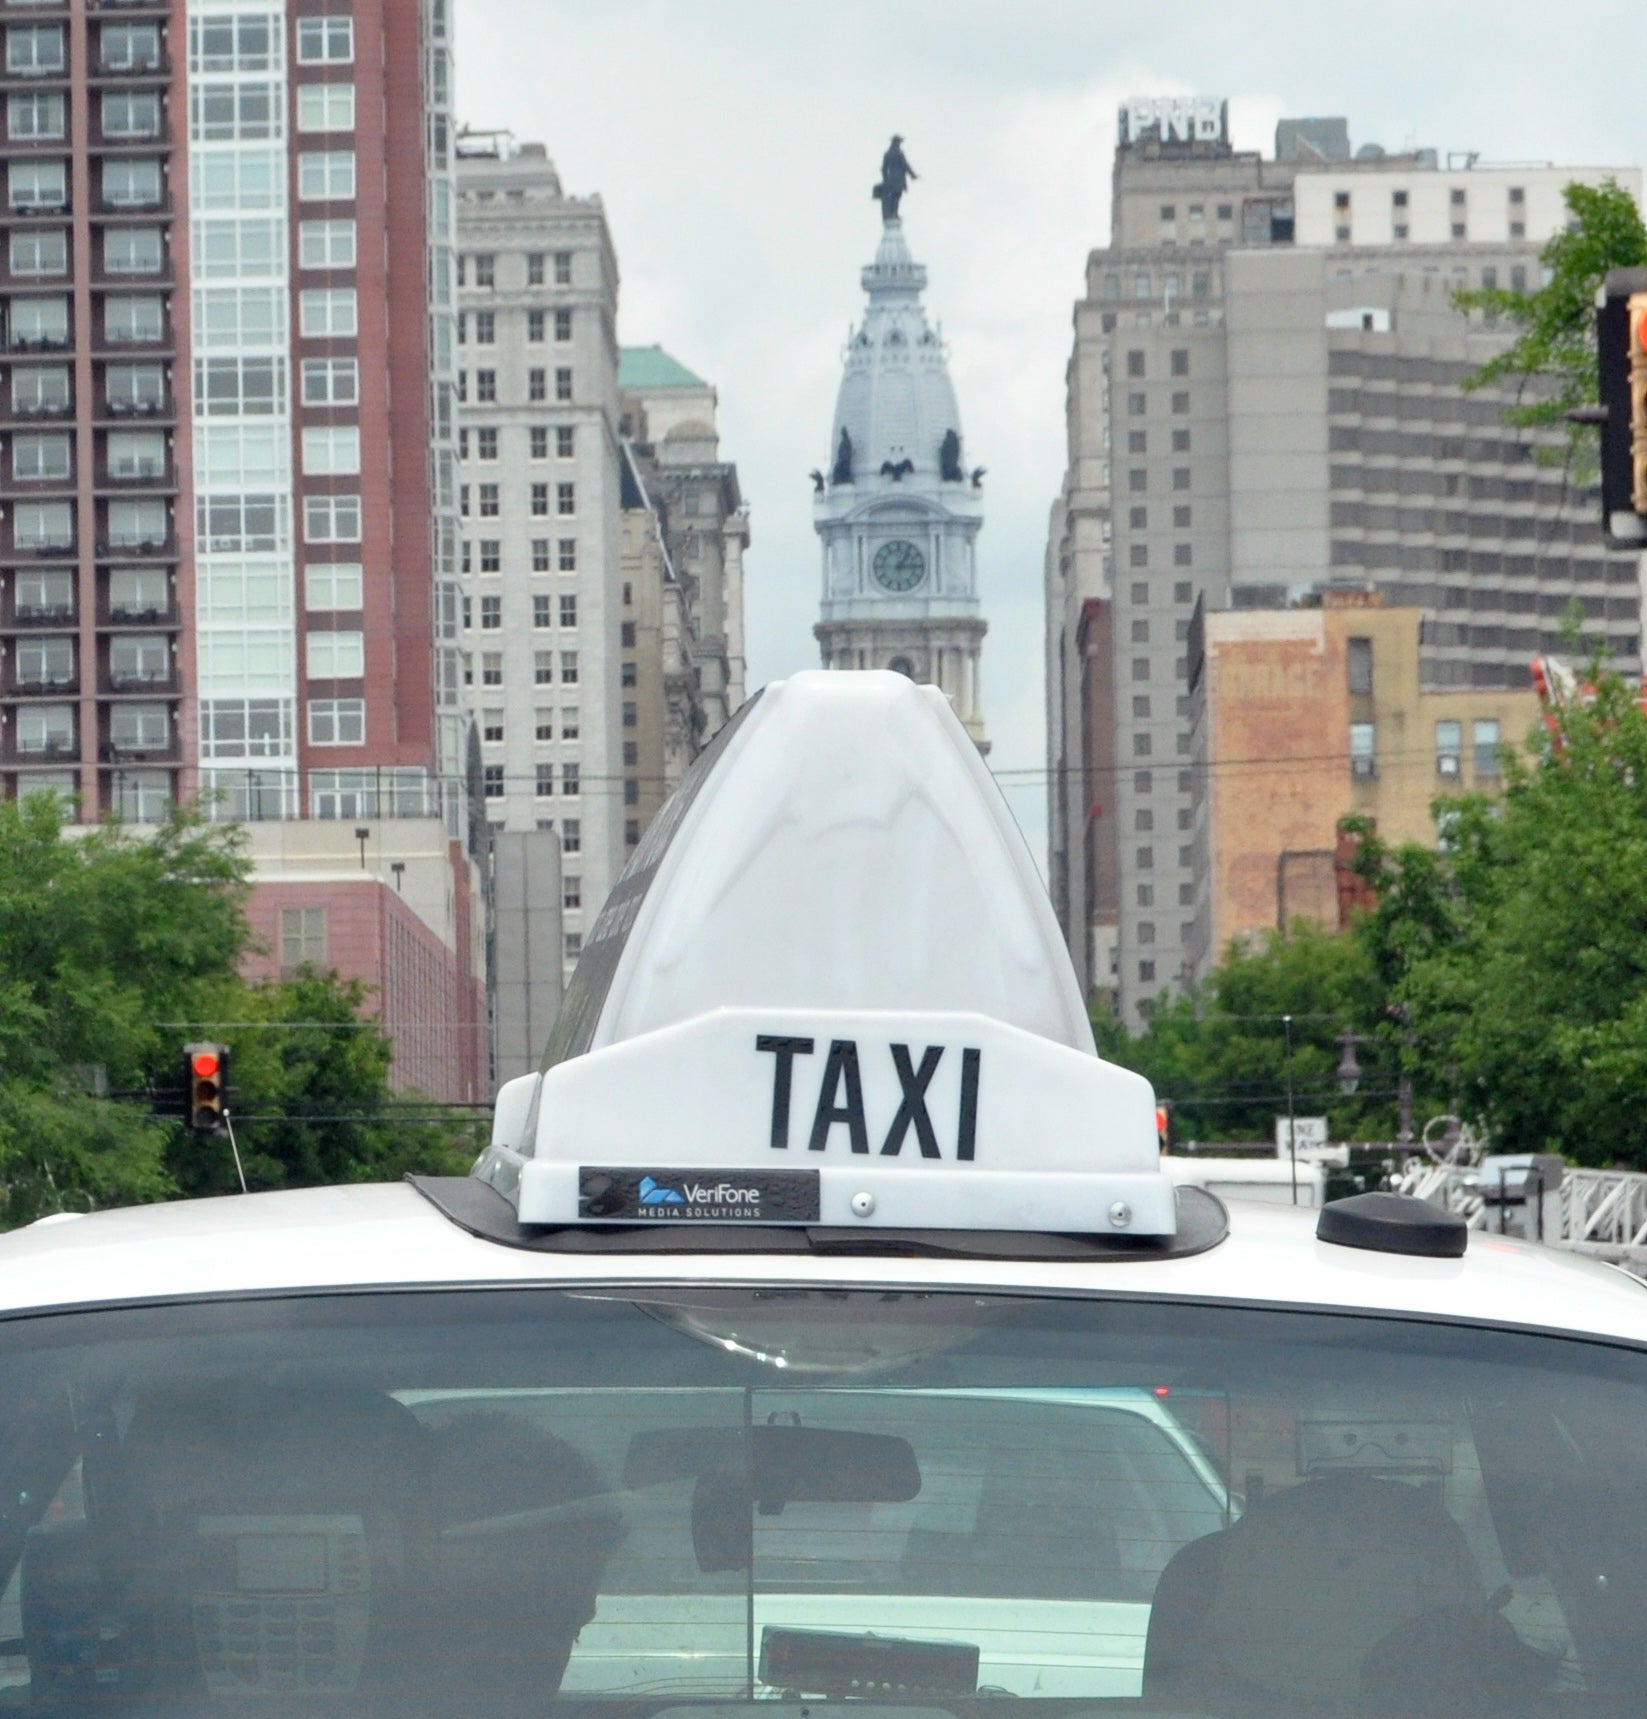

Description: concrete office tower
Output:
[453,135,624,981]
[814,214,987,748]
[618,344,748,838]
[1046,96,1641,1025]
[0,3,484,1097]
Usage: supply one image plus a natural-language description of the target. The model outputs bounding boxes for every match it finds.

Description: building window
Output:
[554,251,572,285]
[9,227,66,278]
[554,308,572,342]
[534,652,553,685]
[478,540,500,573]
[1350,721,1377,777]
[528,310,547,343]
[535,710,554,741]
[623,780,639,807]
[555,425,575,458]
[1172,467,1191,491]
[296,16,354,63]
[565,932,582,960]
[1171,391,1190,414]
[12,432,70,481]
[561,707,580,740]
[298,218,357,269]
[477,483,499,517]
[557,538,576,571]
[301,426,361,476]
[620,621,637,648]
[561,818,581,854]
[8,90,65,141]
[531,538,551,572]
[297,150,356,201]
[7,25,65,77]
[1127,391,1146,415]
[300,356,359,407]
[530,426,548,459]
[554,367,573,402]
[1347,636,1373,695]
[9,160,66,213]
[474,368,497,404]
[303,495,362,543]
[1172,429,1190,452]
[1173,543,1192,567]
[296,84,355,132]
[559,594,577,628]
[481,709,504,744]
[473,310,495,345]
[481,652,503,687]
[561,763,580,797]
[280,906,327,967]
[306,630,363,679]
[101,90,160,141]
[560,651,578,685]
[556,482,575,516]
[479,594,502,630]
[620,661,637,688]
[475,427,498,461]
[103,296,163,344]
[1171,349,1189,377]
[1126,351,1145,378]
[527,252,545,286]
[473,253,495,289]
[299,287,358,338]
[528,367,546,401]
[531,482,549,517]
[1473,718,1501,777]
[305,563,363,611]
[307,698,364,745]
[1435,719,1463,778]
[533,593,551,628]
[483,765,504,799]
[1128,432,1147,455]
[535,763,554,798]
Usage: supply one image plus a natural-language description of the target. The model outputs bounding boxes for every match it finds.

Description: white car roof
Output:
[1,1181,1643,1348]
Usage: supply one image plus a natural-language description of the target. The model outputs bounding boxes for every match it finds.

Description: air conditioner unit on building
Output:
[1350,755,1378,780]
[1437,753,1461,778]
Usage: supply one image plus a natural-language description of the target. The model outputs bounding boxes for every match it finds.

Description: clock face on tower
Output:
[872,539,926,592]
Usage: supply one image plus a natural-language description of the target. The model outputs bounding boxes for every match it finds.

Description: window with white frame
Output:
[298,218,356,269]
[556,425,575,458]
[113,771,171,823]
[100,23,160,73]
[296,17,353,64]
[8,293,68,343]
[561,762,580,797]
[8,228,66,277]
[109,702,169,751]
[475,427,497,461]
[473,310,495,345]
[306,630,364,679]
[106,430,165,479]
[103,157,162,210]
[481,652,502,686]
[535,763,553,798]
[556,482,575,516]
[559,651,578,685]
[16,703,73,753]
[104,227,164,275]
[190,14,276,74]
[107,498,167,547]
[296,84,355,132]
[559,594,577,628]
[554,308,572,342]
[11,432,69,481]
[301,426,360,476]
[533,593,551,628]
[9,159,66,210]
[299,287,356,338]
[479,594,501,630]
[15,570,72,619]
[478,540,500,573]
[101,90,161,140]
[193,151,276,211]
[8,90,64,140]
[193,355,280,417]
[107,632,169,684]
[534,652,553,685]
[303,494,361,543]
[193,216,282,277]
[297,150,355,201]
[7,25,65,77]
[191,81,279,142]
[307,697,364,745]
[553,251,572,285]
[560,707,580,740]
[558,538,576,571]
[13,500,71,548]
[107,567,168,620]
[192,285,280,349]
[300,356,359,407]
[304,562,363,611]
[14,366,69,413]
[104,296,164,344]
[279,906,327,967]
[560,818,580,853]
[198,494,281,554]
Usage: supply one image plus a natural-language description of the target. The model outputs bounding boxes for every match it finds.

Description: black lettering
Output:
[880,1044,944,1157]
[756,1035,815,1150]
[808,1039,869,1153]
[956,1047,981,1160]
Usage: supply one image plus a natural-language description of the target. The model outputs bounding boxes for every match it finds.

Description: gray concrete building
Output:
[1046,98,1641,1026]
[454,135,625,988]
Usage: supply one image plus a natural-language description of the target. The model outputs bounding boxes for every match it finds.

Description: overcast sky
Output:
[454,0,1642,861]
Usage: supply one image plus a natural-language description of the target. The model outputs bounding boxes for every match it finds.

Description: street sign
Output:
[1276,1116,1329,1156]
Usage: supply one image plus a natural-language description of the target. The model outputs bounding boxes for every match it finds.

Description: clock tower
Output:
[813,160,988,751]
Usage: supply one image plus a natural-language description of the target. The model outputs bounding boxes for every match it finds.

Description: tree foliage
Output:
[0,794,477,1228]
[1453,179,1647,473]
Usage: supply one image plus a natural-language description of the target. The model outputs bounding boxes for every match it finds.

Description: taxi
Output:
[0,671,1644,1718]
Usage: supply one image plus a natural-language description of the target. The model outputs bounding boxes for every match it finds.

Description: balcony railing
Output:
[95,534,174,558]
[101,599,176,627]
[5,674,79,697]
[8,602,73,627]
[101,396,172,421]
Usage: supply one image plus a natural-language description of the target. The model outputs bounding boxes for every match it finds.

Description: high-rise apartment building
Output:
[0,1,485,1098]
[1046,97,1641,1025]
[453,135,624,977]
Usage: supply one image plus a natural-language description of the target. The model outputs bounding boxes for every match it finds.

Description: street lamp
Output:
[1336,1027,1364,1096]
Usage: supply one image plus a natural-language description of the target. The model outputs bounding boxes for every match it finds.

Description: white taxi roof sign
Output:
[476,672,1175,1239]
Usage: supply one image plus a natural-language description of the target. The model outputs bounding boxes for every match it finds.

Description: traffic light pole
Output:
[222,1110,248,1195]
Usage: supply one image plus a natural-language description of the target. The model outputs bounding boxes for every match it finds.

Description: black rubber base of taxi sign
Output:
[407,1175,1230,1261]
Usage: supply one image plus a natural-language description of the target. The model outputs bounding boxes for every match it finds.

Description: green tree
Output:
[169,969,480,1199]
[0,794,249,1224]
[1357,670,1647,1164]
[1096,922,1394,1144]
[1453,179,1647,474]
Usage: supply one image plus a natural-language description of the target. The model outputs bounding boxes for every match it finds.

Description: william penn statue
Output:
[872,135,917,221]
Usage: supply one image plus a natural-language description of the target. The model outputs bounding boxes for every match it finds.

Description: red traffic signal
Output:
[184,1041,230,1135]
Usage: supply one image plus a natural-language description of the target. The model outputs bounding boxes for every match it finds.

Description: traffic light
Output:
[1596,269,1647,542]
[184,1042,230,1135]
[1156,1101,1173,1153]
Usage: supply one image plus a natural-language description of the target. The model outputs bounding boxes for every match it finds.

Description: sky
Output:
[453,0,1643,862]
